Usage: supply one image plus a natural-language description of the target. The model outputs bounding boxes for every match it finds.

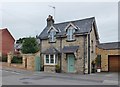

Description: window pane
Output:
[49,31,56,42]
[46,55,49,63]
[97,55,101,67]
[55,55,57,64]
[50,55,54,63]
[70,29,72,40]
[67,29,74,40]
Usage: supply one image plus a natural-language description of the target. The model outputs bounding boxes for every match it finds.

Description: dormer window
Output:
[49,30,56,42]
[66,26,75,41]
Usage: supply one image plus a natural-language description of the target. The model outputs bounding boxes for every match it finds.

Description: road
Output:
[1,67,119,85]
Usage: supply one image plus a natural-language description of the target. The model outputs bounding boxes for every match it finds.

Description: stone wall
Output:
[44,65,55,72]
[41,36,87,74]
[22,54,36,71]
[89,24,98,73]
[6,53,25,69]
[41,24,98,74]
[96,47,119,71]
[6,52,40,71]
[62,36,85,74]
[10,64,24,69]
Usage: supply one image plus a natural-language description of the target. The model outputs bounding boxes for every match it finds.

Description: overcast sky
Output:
[1,1,118,43]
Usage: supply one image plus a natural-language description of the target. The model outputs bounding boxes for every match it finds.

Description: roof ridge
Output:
[54,17,95,25]
[0,28,7,30]
[100,42,120,44]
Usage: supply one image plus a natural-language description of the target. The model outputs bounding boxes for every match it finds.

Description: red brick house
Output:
[0,28,15,57]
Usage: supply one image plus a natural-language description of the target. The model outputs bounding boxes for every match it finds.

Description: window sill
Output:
[44,64,57,66]
[48,41,56,43]
[66,39,76,42]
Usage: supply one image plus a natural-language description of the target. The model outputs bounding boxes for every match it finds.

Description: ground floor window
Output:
[44,54,57,65]
[97,55,101,68]
[50,55,54,63]
[46,55,49,63]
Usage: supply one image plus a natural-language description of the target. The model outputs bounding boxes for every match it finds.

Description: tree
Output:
[21,37,39,54]
[16,38,26,44]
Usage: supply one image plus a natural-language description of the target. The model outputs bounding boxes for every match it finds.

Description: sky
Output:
[1,1,118,43]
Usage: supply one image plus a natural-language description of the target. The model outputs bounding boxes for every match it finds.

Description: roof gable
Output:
[64,22,78,31]
[92,20,99,40]
[47,26,59,33]
[0,28,15,41]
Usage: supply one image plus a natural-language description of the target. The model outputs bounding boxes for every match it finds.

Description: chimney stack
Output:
[46,15,54,26]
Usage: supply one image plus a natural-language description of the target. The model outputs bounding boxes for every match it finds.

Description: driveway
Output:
[1,66,119,85]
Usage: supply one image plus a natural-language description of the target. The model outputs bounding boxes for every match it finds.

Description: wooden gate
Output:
[35,56,41,71]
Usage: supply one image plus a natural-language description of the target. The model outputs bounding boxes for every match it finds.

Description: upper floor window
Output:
[67,26,75,41]
[49,30,56,42]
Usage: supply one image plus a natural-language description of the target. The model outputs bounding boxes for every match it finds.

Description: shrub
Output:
[11,56,22,64]
[2,56,7,62]
[55,64,61,73]
[21,37,39,54]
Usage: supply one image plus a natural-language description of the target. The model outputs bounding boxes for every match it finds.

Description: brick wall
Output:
[0,30,2,57]
[1,29,15,56]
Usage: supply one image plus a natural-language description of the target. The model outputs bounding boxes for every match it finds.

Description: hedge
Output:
[2,56,7,62]
[11,56,22,64]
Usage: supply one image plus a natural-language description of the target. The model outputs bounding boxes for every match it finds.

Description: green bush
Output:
[55,64,61,73]
[2,56,7,62]
[21,37,39,54]
[11,56,22,64]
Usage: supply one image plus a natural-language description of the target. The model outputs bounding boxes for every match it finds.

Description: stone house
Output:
[96,42,120,72]
[38,15,99,74]
[0,28,15,58]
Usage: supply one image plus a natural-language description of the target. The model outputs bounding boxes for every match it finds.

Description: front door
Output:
[68,54,75,73]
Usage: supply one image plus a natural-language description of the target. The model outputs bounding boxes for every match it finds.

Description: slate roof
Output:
[97,42,120,50]
[42,46,60,54]
[62,46,79,53]
[39,17,95,39]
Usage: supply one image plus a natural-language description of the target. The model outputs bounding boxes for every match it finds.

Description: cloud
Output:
[1,2,118,43]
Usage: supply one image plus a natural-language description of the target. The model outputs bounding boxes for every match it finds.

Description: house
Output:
[0,28,15,58]
[39,15,99,74]
[96,42,120,72]
[14,43,22,54]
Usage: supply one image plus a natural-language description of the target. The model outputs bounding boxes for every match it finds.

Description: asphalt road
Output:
[1,67,119,85]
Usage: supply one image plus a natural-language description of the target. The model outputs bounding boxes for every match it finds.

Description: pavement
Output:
[1,66,119,85]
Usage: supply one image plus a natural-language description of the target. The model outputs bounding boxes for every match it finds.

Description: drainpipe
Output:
[60,36,62,72]
[83,35,86,74]
[88,34,90,74]
[39,38,42,71]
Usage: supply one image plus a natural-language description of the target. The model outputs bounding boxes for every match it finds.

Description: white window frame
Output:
[44,54,57,65]
[67,26,75,41]
[49,30,56,42]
